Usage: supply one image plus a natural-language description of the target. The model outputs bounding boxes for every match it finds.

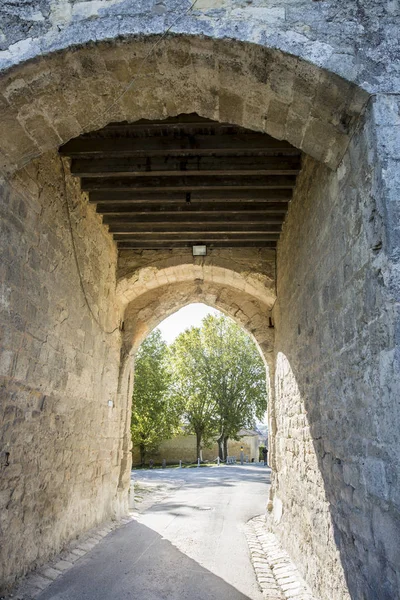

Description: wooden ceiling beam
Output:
[82,175,296,192]
[103,214,284,225]
[116,241,278,249]
[70,156,301,177]
[88,189,293,203]
[95,201,289,214]
[108,223,283,233]
[112,233,280,241]
[59,114,300,251]
[60,133,299,157]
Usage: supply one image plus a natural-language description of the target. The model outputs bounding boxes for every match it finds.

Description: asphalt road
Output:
[38,465,271,600]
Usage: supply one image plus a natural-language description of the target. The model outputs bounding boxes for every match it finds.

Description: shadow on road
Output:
[37,520,255,600]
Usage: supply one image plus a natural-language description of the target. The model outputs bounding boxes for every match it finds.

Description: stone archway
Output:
[112,255,277,532]
[117,256,276,395]
[0,35,368,178]
[0,24,399,600]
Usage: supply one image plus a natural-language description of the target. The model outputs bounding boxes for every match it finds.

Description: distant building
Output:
[131,430,260,465]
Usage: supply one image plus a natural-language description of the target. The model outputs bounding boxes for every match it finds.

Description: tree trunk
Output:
[217,435,224,461]
[140,443,146,467]
[223,436,228,462]
[196,431,202,461]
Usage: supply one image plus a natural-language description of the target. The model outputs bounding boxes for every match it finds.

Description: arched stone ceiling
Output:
[0,1,396,92]
[0,35,369,176]
[121,280,275,365]
[116,253,276,310]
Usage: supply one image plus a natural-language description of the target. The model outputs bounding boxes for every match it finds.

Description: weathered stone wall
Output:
[131,433,259,464]
[1,0,399,93]
[0,167,275,588]
[0,1,399,596]
[117,248,276,362]
[0,154,128,590]
[0,34,368,177]
[271,100,400,600]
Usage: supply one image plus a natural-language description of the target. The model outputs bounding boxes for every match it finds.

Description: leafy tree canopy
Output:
[131,328,182,465]
[167,314,267,460]
[168,325,219,459]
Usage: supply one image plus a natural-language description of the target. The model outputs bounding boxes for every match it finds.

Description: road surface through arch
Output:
[36,465,270,600]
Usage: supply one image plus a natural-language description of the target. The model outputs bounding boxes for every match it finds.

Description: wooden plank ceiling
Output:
[59,114,301,250]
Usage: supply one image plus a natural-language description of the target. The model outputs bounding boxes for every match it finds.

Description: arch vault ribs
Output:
[60,114,302,250]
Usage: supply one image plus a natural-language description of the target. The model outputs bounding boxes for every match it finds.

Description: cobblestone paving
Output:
[245,516,318,600]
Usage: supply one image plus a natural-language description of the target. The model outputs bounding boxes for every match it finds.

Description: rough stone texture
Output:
[0,35,368,176]
[0,153,129,589]
[117,248,276,309]
[0,4,399,600]
[0,174,276,589]
[271,101,400,600]
[246,515,316,600]
[115,249,277,404]
[0,0,399,94]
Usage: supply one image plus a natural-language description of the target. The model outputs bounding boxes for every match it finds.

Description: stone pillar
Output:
[114,346,135,517]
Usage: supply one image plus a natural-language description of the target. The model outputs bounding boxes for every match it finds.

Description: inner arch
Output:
[121,278,275,361]
[117,253,276,311]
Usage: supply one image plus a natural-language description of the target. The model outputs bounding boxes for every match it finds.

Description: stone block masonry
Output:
[0,0,399,93]
[0,153,276,591]
[271,101,400,600]
[246,515,317,600]
[0,153,129,590]
[0,3,399,599]
[131,432,259,465]
[0,34,368,175]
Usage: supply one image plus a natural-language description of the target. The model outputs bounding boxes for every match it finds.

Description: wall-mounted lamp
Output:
[193,245,207,256]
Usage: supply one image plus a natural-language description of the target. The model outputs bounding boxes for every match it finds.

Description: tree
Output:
[209,315,267,459]
[131,329,182,465]
[168,314,267,461]
[168,327,219,460]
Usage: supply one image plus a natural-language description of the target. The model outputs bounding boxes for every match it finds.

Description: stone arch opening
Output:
[129,299,270,466]
[118,255,275,347]
[0,34,369,178]
[115,260,276,518]
[0,25,398,600]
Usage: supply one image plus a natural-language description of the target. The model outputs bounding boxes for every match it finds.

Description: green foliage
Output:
[167,314,267,459]
[167,326,219,459]
[200,315,267,438]
[131,328,182,465]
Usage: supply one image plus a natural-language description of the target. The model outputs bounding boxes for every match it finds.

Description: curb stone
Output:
[245,515,318,600]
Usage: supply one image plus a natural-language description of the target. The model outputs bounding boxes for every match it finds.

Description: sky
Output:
[156,303,221,344]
